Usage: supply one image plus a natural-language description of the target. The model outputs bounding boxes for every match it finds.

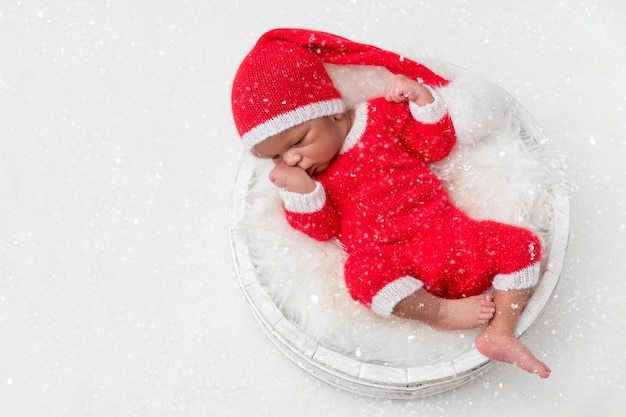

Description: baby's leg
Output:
[475,289,551,378]
[393,288,495,330]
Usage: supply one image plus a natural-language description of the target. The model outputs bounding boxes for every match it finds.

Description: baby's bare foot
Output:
[432,294,495,330]
[476,328,551,378]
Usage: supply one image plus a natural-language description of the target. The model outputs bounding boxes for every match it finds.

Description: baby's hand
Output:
[269,163,316,194]
[384,74,434,106]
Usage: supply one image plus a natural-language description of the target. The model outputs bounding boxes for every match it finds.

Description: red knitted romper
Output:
[281,97,541,316]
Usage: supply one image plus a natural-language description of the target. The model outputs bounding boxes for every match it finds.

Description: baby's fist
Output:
[384,74,434,106]
[269,164,316,194]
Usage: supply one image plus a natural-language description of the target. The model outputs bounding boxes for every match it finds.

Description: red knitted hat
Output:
[231,28,450,150]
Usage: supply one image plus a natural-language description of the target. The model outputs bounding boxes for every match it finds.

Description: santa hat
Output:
[231,28,450,150]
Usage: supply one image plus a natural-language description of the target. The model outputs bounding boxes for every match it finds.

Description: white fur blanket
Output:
[233,61,563,367]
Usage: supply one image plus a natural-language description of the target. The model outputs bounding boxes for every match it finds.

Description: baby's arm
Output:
[384,74,456,162]
[269,164,340,241]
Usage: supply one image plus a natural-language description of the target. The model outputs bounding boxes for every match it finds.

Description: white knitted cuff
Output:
[371,276,424,318]
[278,181,326,213]
[409,85,447,124]
[492,262,540,291]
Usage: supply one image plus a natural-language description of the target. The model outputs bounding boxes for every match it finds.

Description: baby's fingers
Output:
[384,82,409,103]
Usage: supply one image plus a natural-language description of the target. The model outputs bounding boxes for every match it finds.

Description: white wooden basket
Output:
[228,62,569,398]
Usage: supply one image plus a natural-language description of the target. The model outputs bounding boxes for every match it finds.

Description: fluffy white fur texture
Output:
[236,62,563,367]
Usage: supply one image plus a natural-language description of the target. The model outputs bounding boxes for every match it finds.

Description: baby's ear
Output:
[332,112,346,121]
[250,147,264,159]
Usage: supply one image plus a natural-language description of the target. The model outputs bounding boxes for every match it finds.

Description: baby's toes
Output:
[480,306,495,320]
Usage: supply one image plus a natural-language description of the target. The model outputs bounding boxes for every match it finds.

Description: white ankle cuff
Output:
[492,262,540,291]
[371,276,424,317]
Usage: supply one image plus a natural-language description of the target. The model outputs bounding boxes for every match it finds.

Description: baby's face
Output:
[253,115,347,177]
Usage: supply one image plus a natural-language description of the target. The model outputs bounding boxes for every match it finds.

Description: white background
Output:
[1,1,625,416]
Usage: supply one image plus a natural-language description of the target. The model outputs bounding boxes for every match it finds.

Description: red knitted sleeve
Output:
[284,200,340,241]
[385,88,457,162]
[401,113,457,162]
[278,182,340,241]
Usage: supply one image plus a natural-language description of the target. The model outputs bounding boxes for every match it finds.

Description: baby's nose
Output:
[283,151,302,167]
